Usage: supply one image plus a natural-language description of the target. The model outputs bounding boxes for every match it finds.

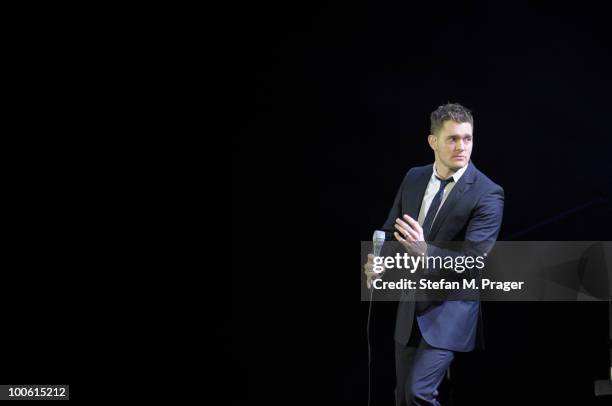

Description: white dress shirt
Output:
[417,162,469,227]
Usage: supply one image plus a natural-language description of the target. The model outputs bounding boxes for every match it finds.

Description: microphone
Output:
[369,230,386,286]
[373,230,385,258]
[368,230,386,406]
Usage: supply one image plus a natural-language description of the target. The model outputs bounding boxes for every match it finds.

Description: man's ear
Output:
[427,134,437,151]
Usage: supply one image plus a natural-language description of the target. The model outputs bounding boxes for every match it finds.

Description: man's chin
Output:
[449,161,467,171]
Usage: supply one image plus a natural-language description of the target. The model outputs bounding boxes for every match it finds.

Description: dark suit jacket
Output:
[381,162,504,352]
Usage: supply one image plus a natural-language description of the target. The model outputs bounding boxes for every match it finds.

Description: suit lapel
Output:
[428,162,476,241]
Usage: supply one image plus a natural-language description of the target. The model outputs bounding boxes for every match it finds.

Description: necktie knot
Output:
[435,176,455,187]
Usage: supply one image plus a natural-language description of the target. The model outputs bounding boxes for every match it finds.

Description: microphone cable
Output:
[367,231,385,406]
[367,285,374,406]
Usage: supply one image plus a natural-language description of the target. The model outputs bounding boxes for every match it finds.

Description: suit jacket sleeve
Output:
[425,184,505,279]
[374,169,414,261]
[380,169,413,238]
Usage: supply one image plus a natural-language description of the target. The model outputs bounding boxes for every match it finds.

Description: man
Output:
[364,103,504,405]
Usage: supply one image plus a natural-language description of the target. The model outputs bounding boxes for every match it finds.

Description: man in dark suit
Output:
[364,103,504,406]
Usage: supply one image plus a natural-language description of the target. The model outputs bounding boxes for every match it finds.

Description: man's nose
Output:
[455,140,465,151]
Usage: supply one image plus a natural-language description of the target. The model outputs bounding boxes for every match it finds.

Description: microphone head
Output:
[373,230,385,243]
[372,230,385,257]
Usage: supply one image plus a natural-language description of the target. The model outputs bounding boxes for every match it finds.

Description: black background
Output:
[235,1,612,404]
[0,5,81,395]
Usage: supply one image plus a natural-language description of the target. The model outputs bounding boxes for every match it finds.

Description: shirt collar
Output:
[432,161,469,183]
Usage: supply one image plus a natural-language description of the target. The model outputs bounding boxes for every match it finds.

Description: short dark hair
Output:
[430,103,473,135]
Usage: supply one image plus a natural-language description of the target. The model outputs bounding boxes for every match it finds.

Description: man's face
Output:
[428,120,473,172]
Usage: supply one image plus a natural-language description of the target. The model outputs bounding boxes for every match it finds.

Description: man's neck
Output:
[434,161,457,180]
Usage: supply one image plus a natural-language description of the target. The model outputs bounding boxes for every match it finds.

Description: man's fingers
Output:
[394,231,407,243]
[402,215,423,232]
[395,218,418,236]
[394,223,408,238]
[396,231,421,250]
[365,254,374,273]
[395,232,414,252]
[395,223,418,240]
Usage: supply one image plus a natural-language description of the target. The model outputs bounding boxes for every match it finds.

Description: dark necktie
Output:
[421,176,455,240]
[415,175,455,315]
